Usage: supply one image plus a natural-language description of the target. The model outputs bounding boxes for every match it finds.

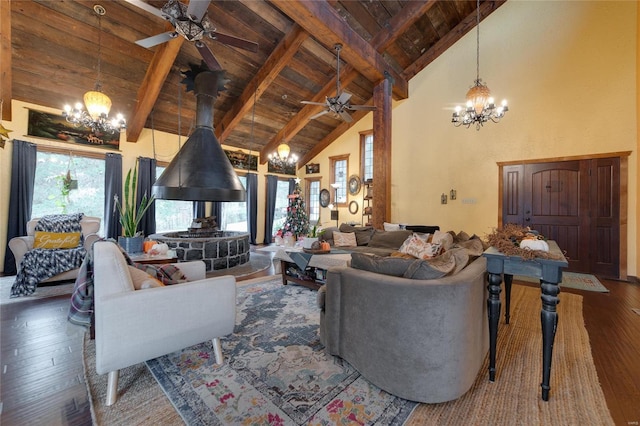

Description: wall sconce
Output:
[450,189,457,200]
[441,193,448,204]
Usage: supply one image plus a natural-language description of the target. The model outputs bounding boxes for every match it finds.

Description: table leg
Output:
[504,274,513,325]
[280,260,288,285]
[487,271,503,382]
[540,280,560,401]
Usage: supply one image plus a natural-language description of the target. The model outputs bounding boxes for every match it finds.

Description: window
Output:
[32,151,105,228]
[155,165,195,232]
[271,179,292,236]
[306,178,320,223]
[219,175,248,231]
[360,131,373,182]
[330,155,349,205]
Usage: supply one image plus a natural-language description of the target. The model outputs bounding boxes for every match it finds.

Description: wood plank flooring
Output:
[1,266,639,425]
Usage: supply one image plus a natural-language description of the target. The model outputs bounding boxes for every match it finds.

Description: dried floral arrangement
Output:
[484,223,564,260]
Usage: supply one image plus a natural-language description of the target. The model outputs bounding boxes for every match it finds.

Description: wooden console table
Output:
[482,240,568,401]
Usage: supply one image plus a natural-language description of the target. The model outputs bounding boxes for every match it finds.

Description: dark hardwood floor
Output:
[1,265,639,425]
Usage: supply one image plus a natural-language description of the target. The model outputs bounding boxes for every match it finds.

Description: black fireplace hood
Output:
[153,70,246,202]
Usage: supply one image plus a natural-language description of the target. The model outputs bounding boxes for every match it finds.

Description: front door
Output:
[502,158,620,277]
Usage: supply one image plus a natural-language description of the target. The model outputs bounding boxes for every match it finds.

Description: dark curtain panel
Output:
[211,202,222,228]
[3,140,37,275]
[289,178,296,194]
[103,153,122,239]
[193,201,206,219]
[245,173,258,245]
[136,157,156,236]
[264,174,278,244]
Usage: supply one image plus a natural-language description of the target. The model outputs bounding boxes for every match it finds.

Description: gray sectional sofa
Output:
[317,228,489,403]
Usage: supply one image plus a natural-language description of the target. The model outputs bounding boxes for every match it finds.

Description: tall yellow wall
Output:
[310,1,638,277]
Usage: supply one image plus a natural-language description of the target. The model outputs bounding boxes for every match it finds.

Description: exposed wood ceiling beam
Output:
[263,0,435,166]
[259,66,359,163]
[126,34,184,142]
[1,0,12,120]
[403,0,507,80]
[216,24,308,143]
[270,0,409,100]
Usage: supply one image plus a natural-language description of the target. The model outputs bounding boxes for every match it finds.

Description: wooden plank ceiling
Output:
[4,0,506,167]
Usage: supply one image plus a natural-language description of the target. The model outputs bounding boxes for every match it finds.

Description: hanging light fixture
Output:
[452,0,508,130]
[63,4,126,134]
[268,141,298,168]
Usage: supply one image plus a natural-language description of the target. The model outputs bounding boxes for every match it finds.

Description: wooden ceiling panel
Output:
[7,0,505,165]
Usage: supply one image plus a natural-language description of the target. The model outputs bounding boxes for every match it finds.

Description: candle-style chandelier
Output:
[451,0,508,130]
[63,5,126,134]
[268,142,298,168]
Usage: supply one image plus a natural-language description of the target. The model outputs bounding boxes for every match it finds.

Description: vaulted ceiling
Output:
[2,0,506,167]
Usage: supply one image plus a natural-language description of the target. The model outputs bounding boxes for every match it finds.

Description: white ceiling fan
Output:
[301,43,376,123]
[125,0,258,71]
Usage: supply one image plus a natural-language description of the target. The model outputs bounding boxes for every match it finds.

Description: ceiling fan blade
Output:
[186,0,211,21]
[348,104,377,111]
[123,0,165,19]
[301,100,329,107]
[136,31,176,48]
[336,92,352,104]
[195,40,222,71]
[310,110,330,120]
[338,110,354,123]
[208,31,259,53]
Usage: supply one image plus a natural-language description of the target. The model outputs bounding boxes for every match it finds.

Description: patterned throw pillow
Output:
[399,234,442,259]
[127,265,165,290]
[333,231,357,247]
[33,231,82,249]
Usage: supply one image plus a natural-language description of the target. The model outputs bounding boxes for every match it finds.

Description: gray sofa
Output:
[318,254,489,403]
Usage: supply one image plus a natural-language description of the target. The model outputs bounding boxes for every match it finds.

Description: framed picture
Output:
[27,108,120,150]
[268,161,297,175]
[305,163,320,174]
[224,149,258,171]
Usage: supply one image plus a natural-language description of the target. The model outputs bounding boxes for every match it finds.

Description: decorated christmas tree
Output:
[281,179,310,238]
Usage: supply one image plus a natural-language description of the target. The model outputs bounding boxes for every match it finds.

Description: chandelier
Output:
[452,0,508,130]
[63,5,126,134]
[268,142,298,167]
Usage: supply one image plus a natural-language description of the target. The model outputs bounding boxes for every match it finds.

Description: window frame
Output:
[305,177,321,224]
[329,154,349,207]
[360,130,373,182]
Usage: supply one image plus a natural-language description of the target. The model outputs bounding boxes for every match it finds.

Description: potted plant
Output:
[114,165,155,253]
[302,222,324,249]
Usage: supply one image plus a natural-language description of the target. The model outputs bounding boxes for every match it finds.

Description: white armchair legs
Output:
[213,337,224,365]
[106,370,120,406]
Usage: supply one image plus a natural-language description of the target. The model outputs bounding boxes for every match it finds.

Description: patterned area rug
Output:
[514,271,608,292]
[145,279,416,425]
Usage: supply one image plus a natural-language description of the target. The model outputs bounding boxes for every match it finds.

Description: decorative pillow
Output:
[432,230,454,250]
[383,222,401,231]
[351,253,414,277]
[453,238,485,257]
[398,235,443,259]
[338,224,374,246]
[33,231,81,249]
[402,249,469,279]
[368,229,413,249]
[127,265,165,290]
[333,231,357,247]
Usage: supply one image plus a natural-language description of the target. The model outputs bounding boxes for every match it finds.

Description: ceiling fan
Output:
[301,43,376,123]
[125,0,258,71]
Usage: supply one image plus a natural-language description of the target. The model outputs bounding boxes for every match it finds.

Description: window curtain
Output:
[211,202,222,228]
[193,201,206,219]
[245,173,258,245]
[3,140,37,275]
[104,153,122,239]
[264,174,278,244]
[289,178,296,194]
[136,157,156,237]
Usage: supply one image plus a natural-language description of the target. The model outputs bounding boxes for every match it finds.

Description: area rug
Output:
[514,271,608,292]
[0,275,75,305]
[83,277,613,425]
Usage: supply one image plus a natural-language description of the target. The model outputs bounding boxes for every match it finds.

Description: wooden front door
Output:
[502,158,620,277]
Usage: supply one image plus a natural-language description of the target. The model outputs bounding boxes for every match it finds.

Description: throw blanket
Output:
[68,240,186,329]
[11,213,85,297]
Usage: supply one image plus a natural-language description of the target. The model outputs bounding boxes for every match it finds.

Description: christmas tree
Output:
[281,179,310,238]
